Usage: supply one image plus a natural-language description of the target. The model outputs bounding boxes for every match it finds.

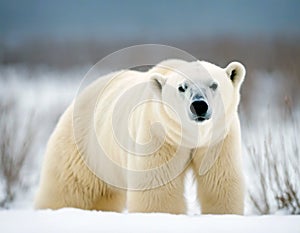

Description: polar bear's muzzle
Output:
[189,96,211,122]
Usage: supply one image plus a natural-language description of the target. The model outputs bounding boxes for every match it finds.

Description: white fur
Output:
[35,59,246,214]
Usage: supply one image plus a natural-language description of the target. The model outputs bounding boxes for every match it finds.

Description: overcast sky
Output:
[1,0,300,44]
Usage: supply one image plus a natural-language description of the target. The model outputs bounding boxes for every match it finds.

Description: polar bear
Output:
[34,59,246,215]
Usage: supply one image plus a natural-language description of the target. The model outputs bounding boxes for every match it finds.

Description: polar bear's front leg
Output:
[127,174,186,214]
[194,162,244,214]
[126,142,190,214]
[192,120,245,214]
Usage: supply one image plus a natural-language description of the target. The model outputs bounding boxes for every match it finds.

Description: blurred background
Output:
[0,0,299,214]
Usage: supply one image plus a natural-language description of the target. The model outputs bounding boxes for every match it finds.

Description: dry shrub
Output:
[246,97,300,214]
[0,99,36,208]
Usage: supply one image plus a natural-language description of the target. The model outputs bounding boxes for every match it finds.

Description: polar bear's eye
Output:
[210,82,218,91]
[178,82,188,93]
[178,86,185,92]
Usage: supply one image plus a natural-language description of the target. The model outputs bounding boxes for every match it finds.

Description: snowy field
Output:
[0,65,299,232]
[0,209,299,233]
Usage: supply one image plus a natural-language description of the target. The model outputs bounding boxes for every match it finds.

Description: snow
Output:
[0,209,299,233]
[0,65,299,216]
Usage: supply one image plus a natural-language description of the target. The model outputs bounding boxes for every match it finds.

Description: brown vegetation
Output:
[0,99,36,208]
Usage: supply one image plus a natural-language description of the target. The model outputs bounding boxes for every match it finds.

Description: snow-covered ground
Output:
[0,65,299,229]
[0,209,299,233]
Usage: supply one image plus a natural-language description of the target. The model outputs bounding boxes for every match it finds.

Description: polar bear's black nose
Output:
[190,100,208,118]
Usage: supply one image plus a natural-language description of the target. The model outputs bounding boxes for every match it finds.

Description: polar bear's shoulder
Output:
[148,59,189,75]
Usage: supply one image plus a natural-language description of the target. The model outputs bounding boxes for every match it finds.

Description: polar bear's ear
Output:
[225,62,246,89]
[150,73,167,90]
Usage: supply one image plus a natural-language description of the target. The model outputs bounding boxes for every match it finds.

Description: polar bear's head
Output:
[150,60,245,148]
